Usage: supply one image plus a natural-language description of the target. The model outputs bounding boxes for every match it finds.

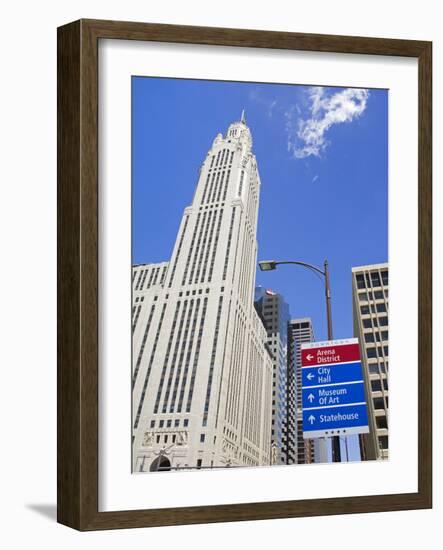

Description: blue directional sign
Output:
[303,404,369,433]
[302,362,364,387]
[302,381,366,409]
[301,339,369,438]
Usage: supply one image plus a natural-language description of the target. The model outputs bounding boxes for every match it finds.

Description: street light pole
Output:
[324,260,341,463]
[258,258,341,463]
[324,260,333,340]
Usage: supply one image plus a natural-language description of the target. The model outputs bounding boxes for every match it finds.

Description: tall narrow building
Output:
[352,263,389,460]
[132,113,273,471]
[254,287,290,465]
[288,318,316,464]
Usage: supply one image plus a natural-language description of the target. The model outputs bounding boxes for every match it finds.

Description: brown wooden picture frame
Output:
[57,18,432,531]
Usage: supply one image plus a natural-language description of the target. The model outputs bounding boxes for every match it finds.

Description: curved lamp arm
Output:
[258,259,325,277]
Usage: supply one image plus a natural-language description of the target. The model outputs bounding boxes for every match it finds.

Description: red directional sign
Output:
[301,339,360,367]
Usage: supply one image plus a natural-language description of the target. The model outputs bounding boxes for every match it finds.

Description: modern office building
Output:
[254,287,290,465]
[352,263,389,460]
[288,318,316,464]
[132,113,274,471]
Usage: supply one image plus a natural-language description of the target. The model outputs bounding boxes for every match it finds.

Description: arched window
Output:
[149,455,171,472]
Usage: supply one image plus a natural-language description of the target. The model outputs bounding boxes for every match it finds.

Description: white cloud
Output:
[287,87,370,159]
[268,100,277,118]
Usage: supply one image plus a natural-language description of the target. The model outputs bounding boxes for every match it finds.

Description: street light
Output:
[258,258,340,462]
[258,260,277,271]
[259,259,333,341]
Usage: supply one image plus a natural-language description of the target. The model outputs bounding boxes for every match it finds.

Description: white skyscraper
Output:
[352,263,389,460]
[132,113,273,472]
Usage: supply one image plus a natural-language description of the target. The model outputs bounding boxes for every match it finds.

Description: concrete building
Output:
[132,113,273,471]
[254,287,290,465]
[288,318,316,464]
[352,263,389,460]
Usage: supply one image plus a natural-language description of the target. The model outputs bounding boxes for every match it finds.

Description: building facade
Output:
[254,287,290,465]
[132,113,273,471]
[288,318,316,464]
[352,263,389,460]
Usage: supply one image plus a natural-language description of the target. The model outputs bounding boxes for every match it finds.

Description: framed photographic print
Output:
[57,19,432,530]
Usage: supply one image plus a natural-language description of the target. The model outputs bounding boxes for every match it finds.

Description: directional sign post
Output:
[301,338,369,439]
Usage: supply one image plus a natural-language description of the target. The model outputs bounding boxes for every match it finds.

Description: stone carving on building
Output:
[142,432,154,447]
[270,442,278,465]
[222,438,239,461]
[176,431,188,446]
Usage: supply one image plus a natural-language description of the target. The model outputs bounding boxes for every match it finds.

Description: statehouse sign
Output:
[301,338,369,438]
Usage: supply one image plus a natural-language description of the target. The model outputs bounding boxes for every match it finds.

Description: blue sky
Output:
[132,77,388,345]
[132,77,388,463]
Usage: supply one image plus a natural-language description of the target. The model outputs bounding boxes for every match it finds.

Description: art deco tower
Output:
[132,113,273,471]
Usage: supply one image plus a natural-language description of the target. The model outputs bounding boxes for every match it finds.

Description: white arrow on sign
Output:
[306,354,314,361]
[308,415,316,425]
[307,373,314,381]
[308,393,315,403]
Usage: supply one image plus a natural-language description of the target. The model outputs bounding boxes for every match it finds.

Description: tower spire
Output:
[241,109,246,124]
